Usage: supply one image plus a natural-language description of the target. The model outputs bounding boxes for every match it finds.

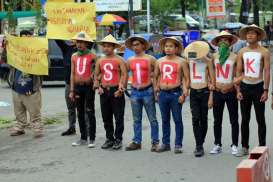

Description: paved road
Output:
[0,48,273,182]
[0,80,273,182]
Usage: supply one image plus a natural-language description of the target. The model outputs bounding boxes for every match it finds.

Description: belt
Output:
[102,86,119,90]
[160,87,181,93]
[131,84,152,91]
[190,87,209,93]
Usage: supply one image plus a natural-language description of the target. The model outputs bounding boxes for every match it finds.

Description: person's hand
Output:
[237,91,243,101]
[118,83,125,92]
[208,97,213,109]
[93,81,99,90]
[69,92,75,102]
[114,90,122,98]
[208,83,215,91]
[178,95,185,104]
[233,77,242,85]
[260,91,268,102]
[97,87,104,95]
[183,88,189,97]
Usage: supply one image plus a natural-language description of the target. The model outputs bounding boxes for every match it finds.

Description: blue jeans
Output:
[158,89,183,147]
[130,87,159,144]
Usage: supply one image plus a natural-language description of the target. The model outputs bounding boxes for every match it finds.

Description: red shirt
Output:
[129,58,150,86]
[100,59,120,85]
[72,53,95,80]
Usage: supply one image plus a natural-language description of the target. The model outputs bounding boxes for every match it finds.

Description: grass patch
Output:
[0,117,16,129]
[42,116,63,125]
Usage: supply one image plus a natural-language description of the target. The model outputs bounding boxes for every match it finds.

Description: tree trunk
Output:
[180,0,186,18]
[239,0,249,24]
[252,0,259,25]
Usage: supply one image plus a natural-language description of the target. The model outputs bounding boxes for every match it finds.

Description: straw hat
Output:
[72,31,94,42]
[239,24,266,41]
[184,41,210,60]
[98,34,121,48]
[211,31,238,46]
[125,36,150,51]
[159,36,183,55]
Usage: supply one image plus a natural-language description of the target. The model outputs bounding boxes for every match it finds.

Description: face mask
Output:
[78,49,90,56]
[218,42,230,65]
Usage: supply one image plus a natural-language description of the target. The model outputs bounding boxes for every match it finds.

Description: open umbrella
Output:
[96,13,127,26]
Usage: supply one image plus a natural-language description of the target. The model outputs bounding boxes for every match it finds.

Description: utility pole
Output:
[147,0,150,33]
[128,0,134,35]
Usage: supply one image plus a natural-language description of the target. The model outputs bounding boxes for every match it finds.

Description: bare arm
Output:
[93,59,101,89]
[150,56,157,82]
[207,59,216,90]
[263,50,271,90]
[153,61,160,92]
[181,61,190,96]
[70,57,75,92]
[119,59,128,89]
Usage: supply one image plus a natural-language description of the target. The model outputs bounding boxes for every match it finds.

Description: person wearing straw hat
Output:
[209,31,239,156]
[235,24,271,157]
[154,37,190,154]
[93,34,127,150]
[124,36,159,152]
[184,41,215,157]
[69,31,97,148]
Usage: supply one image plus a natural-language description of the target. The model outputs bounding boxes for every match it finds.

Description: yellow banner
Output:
[45,2,96,40]
[6,35,49,75]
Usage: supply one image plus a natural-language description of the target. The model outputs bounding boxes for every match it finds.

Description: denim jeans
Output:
[158,88,183,147]
[130,87,159,144]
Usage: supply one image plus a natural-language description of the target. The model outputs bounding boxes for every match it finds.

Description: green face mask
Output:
[218,42,230,65]
[78,49,91,56]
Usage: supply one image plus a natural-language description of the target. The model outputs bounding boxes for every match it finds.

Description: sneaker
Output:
[174,146,183,154]
[209,145,222,154]
[156,144,171,153]
[112,140,122,150]
[88,140,96,148]
[125,142,141,151]
[101,139,114,149]
[231,145,238,155]
[10,130,25,136]
[194,146,204,157]
[235,147,249,157]
[151,143,160,152]
[72,139,87,146]
[61,128,76,136]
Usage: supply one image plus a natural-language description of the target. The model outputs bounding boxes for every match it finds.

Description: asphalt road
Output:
[0,79,273,182]
[0,47,272,182]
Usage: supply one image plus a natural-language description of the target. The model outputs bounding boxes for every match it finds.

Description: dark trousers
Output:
[75,85,96,141]
[65,84,76,129]
[100,87,125,141]
[213,90,239,146]
[190,88,209,147]
[240,82,266,149]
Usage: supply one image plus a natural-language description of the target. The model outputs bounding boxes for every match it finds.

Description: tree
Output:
[239,0,250,24]
[252,0,259,25]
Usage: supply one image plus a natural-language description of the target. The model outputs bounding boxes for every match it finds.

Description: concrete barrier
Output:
[237,146,271,182]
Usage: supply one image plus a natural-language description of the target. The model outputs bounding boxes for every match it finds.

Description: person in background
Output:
[55,39,77,136]
[7,30,44,138]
